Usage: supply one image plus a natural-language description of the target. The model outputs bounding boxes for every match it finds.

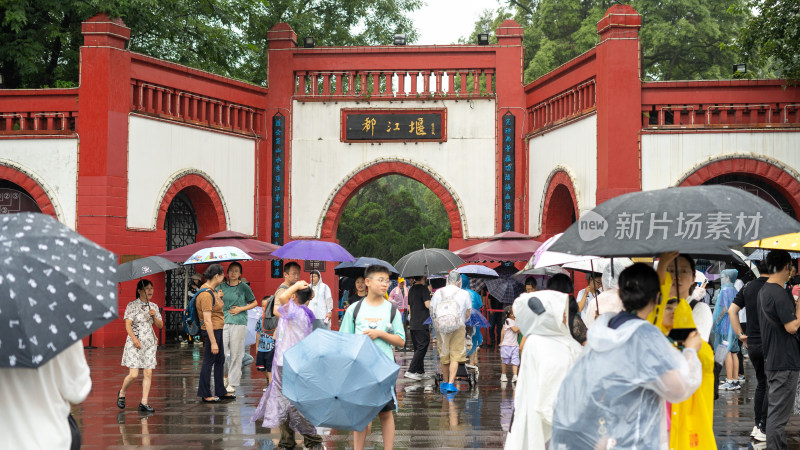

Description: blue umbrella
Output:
[271,240,356,262]
[334,257,399,279]
[457,265,499,279]
[283,329,400,431]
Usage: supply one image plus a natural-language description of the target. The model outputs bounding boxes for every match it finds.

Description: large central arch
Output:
[318,160,465,240]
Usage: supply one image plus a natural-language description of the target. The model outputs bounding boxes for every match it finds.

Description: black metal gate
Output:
[164,193,197,341]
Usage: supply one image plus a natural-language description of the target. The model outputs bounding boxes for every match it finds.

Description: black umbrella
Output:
[549,185,800,257]
[394,247,464,278]
[0,212,119,368]
[116,255,179,282]
[334,257,399,279]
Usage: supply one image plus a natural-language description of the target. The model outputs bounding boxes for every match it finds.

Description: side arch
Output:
[677,156,800,218]
[155,172,227,238]
[318,159,465,240]
[540,168,580,238]
[0,162,62,221]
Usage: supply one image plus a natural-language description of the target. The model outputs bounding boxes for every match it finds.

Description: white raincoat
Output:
[550,312,702,449]
[504,290,583,450]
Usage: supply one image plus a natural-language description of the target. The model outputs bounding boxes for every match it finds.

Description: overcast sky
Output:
[408,0,504,45]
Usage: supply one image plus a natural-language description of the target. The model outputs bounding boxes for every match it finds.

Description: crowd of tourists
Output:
[108,247,800,450]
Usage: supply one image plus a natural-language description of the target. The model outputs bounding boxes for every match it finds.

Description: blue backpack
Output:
[183,288,215,337]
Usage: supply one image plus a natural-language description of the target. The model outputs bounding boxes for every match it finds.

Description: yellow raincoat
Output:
[648,273,716,450]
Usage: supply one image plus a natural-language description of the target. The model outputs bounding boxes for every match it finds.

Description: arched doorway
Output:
[541,171,579,238]
[0,180,42,214]
[319,160,465,241]
[164,192,197,340]
[336,174,453,263]
[703,175,797,220]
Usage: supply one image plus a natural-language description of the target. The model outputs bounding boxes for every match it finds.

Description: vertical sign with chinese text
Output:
[271,113,285,278]
[502,112,515,232]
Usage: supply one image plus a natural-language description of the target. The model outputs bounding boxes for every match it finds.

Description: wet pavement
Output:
[73,343,800,449]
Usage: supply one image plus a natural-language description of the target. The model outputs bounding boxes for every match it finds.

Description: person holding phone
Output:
[654,252,717,450]
[117,279,163,413]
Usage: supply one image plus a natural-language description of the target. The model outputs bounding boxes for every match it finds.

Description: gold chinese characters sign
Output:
[341,109,446,143]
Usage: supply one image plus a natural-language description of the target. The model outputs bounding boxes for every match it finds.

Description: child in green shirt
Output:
[340,264,405,450]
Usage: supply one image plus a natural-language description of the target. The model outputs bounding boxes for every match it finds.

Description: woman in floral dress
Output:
[117,279,163,413]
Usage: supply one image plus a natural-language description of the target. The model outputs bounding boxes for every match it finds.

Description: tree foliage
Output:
[337,175,452,264]
[0,0,420,89]
[465,0,752,83]
[731,0,800,82]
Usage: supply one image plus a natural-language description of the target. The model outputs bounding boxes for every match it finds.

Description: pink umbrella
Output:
[158,230,279,262]
[454,231,542,263]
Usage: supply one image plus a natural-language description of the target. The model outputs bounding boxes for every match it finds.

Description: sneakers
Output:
[753,427,767,442]
[738,374,746,382]
[404,372,423,381]
[512,375,518,383]
[446,383,459,393]
[501,373,508,382]
[732,381,742,390]
[226,384,235,394]
[751,425,759,437]
[720,381,735,391]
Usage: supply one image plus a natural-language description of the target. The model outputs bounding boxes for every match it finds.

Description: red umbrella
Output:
[454,231,542,263]
[158,230,279,262]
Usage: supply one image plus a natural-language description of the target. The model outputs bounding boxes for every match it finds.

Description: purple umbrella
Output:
[271,240,356,262]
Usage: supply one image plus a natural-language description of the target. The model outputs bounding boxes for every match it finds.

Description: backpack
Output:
[261,295,279,335]
[433,289,463,334]
[352,299,397,332]
[183,288,215,337]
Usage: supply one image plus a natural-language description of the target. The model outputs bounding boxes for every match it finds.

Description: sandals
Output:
[116,390,126,409]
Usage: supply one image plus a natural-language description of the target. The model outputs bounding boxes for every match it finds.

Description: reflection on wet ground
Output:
[74,343,800,449]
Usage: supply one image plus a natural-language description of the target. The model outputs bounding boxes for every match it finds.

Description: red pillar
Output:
[595,5,642,204]
[77,14,133,346]
[495,20,526,233]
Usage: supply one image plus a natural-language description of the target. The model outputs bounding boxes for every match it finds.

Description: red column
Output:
[595,5,643,204]
[77,14,136,346]
[495,20,526,233]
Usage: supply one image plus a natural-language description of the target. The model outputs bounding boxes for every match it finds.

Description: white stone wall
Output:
[527,115,598,236]
[291,99,497,238]
[641,131,800,189]
[0,138,78,228]
[127,116,256,234]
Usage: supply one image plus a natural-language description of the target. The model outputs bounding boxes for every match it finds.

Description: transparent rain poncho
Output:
[584,260,631,327]
[549,311,702,449]
[711,269,740,353]
[504,291,582,450]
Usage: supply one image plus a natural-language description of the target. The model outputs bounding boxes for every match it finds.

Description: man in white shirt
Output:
[0,341,91,449]
[430,269,472,393]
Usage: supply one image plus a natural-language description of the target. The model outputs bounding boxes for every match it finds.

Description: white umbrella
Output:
[184,246,253,265]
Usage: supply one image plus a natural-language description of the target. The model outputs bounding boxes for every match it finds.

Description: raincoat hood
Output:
[648,272,698,335]
[602,260,630,291]
[721,269,738,286]
[461,274,471,290]
[513,290,571,338]
[586,313,650,353]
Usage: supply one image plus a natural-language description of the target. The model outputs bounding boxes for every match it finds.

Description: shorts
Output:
[500,345,520,366]
[380,395,396,413]
[438,327,467,365]
[256,349,274,372]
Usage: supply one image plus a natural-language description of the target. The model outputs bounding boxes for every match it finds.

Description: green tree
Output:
[0,0,420,89]
[337,175,452,264]
[466,0,752,83]
[731,0,800,82]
